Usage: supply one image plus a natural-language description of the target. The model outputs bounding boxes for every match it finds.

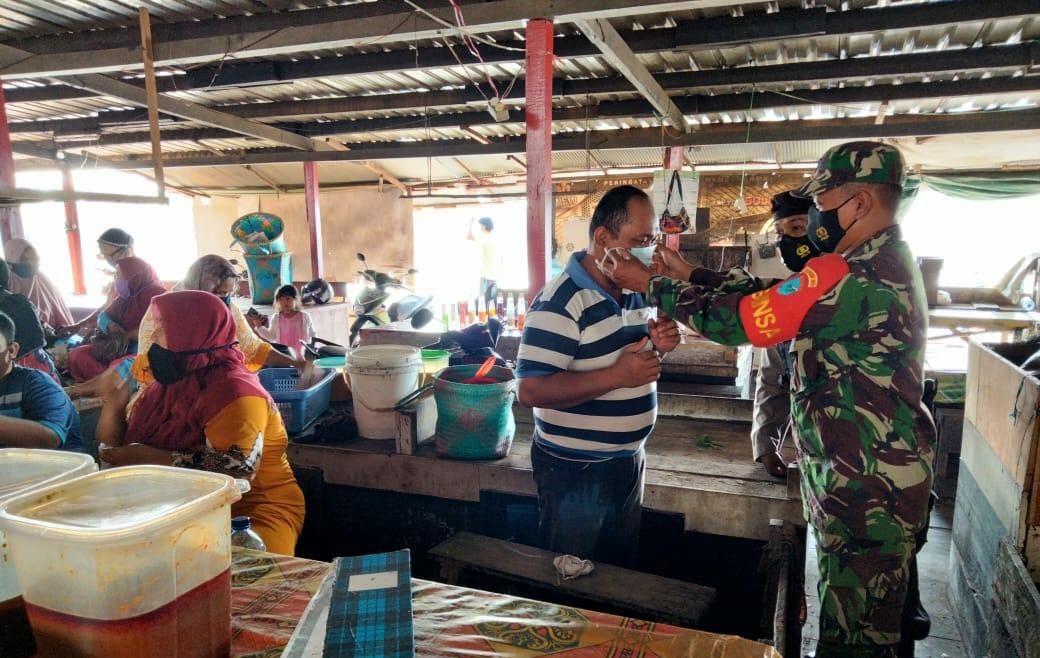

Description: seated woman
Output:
[68,255,302,399]
[4,238,74,330]
[97,291,305,555]
[0,260,60,383]
[66,257,165,382]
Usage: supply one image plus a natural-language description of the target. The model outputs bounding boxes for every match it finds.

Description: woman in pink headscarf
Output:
[3,238,74,329]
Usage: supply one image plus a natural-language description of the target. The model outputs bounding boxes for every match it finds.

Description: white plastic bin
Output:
[0,466,242,658]
[0,449,96,657]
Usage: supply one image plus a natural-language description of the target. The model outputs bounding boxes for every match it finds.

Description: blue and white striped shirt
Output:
[517,251,657,458]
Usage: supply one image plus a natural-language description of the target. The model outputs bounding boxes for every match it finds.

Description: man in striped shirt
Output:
[517,186,680,567]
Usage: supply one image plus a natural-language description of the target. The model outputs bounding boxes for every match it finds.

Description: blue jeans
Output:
[530,441,644,568]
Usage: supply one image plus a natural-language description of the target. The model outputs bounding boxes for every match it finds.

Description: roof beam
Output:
[77,44,1040,122]
[83,108,1040,169]
[62,73,332,152]
[22,76,1040,149]
[0,0,745,80]
[573,17,689,132]
[4,0,1037,92]
[362,162,408,194]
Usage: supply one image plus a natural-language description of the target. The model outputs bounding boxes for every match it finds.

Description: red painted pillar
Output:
[663,147,685,252]
[62,166,87,294]
[525,18,553,300]
[0,83,24,242]
[303,160,323,280]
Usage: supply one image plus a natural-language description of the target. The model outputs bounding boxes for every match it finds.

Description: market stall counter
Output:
[229,548,780,658]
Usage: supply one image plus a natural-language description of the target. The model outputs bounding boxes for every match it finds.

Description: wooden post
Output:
[303,160,323,280]
[0,83,24,242]
[525,18,553,300]
[138,8,165,198]
[62,166,87,294]
[663,147,684,251]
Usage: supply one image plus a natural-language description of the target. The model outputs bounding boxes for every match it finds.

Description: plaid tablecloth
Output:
[230,549,779,658]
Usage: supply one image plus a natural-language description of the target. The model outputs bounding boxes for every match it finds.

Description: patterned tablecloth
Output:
[230,549,780,658]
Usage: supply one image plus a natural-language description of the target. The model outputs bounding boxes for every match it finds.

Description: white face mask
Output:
[628,245,655,267]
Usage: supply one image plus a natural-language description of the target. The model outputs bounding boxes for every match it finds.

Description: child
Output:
[252,285,316,357]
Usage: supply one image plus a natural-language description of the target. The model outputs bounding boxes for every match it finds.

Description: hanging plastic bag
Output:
[659,170,691,234]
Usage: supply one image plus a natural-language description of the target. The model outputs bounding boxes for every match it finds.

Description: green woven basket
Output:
[433,364,516,460]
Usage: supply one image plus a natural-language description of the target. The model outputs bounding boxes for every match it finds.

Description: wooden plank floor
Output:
[802,500,967,657]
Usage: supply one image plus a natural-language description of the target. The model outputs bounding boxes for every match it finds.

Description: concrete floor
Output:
[802,500,967,657]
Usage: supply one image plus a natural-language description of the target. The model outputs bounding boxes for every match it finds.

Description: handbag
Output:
[658,170,691,235]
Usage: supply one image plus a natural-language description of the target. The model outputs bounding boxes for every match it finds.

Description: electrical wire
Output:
[401,0,526,53]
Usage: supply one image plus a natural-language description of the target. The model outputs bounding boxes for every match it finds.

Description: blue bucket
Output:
[231,212,286,255]
[244,252,294,305]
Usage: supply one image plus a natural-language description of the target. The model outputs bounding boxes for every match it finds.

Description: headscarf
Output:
[102,257,165,332]
[3,238,75,328]
[0,259,45,357]
[178,255,238,292]
[124,291,271,450]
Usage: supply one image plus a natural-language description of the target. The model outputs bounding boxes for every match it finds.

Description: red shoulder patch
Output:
[737,254,850,347]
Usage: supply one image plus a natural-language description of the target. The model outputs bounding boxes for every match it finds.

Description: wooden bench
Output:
[429,532,716,629]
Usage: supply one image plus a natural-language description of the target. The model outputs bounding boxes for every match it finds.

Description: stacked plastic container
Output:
[0,449,97,657]
[0,465,242,658]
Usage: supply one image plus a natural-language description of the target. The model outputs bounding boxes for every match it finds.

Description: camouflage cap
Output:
[794,141,907,198]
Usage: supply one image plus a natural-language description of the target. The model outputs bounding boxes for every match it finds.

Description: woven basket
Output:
[433,365,516,460]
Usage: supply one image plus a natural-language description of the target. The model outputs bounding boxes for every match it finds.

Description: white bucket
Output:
[345,345,422,439]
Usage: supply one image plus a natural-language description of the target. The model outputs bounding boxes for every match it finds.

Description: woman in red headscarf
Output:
[66,257,165,382]
[97,290,305,555]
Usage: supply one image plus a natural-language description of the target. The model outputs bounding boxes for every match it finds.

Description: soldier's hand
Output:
[652,244,695,281]
[611,337,662,388]
[761,452,787,478]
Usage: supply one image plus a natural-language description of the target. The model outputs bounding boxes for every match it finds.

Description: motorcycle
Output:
[349,253,434,346]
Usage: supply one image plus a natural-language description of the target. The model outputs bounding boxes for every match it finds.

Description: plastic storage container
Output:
[0,449,97,657]
[259,367,336,434]
[345,345,422,440]
[0,466,242,658]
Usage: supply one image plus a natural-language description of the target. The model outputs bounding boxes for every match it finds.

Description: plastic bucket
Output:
[433,364,516,460]
[244,252,294,305]
[345,345,422,439]
[230,212,286,255]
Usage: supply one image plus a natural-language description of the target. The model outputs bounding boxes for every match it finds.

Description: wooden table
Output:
[929,307,1040,332]
[288,406,802,542]
[229,548,780,658]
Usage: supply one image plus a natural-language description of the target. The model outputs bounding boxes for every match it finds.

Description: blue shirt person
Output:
[0,311,82,452]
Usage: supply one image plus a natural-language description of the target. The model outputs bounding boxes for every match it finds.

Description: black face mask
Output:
[10,262,37,279]
[147,342,236,385]
[148,344,188,385]
[777,235,820,272]
[807,195,858,253]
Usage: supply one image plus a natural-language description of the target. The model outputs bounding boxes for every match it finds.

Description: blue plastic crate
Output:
[258,367,336,434]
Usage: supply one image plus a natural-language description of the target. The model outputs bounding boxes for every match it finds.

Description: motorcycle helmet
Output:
[301,278,333,305]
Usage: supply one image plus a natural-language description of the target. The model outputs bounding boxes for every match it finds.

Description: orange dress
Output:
[199,396,305,555]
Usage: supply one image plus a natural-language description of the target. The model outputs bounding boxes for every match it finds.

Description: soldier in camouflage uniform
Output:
[602,142,935,657]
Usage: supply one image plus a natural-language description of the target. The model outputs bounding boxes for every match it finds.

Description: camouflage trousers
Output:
[811,513,916,658]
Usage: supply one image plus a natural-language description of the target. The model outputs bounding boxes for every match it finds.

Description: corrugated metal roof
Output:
[5,0,1040,190]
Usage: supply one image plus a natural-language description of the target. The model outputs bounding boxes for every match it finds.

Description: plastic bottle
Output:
[477,297,488,323]
[459,300,469,327]
[516,294,527,331]
[441,303,450,329]
[495,292,506,319]
[467,303,477,326]
[506,293,516,328]
[231,516,267,551]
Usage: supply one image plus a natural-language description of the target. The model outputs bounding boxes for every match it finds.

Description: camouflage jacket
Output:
[648,226,935,534]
